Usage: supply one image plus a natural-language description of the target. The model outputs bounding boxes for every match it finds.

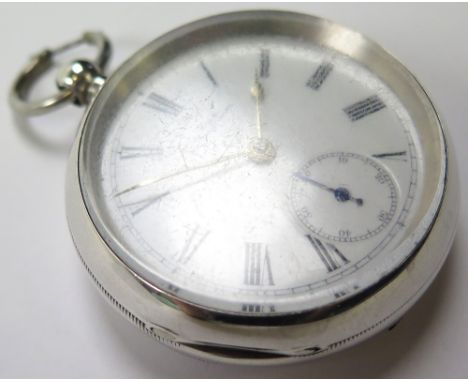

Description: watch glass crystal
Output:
[79,16,445,316]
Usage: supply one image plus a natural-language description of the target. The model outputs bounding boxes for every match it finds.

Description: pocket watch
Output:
[10,10,459,364]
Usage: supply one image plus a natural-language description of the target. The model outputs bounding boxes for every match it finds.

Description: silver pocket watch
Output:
[10,10,459,364]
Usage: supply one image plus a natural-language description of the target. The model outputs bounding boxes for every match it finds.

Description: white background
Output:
[1,3,467,378]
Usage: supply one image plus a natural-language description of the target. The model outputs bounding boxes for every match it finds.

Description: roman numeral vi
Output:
[244,242,275,286]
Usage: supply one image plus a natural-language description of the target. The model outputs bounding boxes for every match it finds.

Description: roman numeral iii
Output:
[344,95,386,121]
[244,242,275,286]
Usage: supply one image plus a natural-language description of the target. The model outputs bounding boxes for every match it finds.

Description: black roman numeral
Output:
[120,192,169,216]
[118,146,162,160]
[306,235,349,272]
[306,62,333,90]
[244,242,274,286]
[143,92,183,116]
[242,304,275,313]
[372,151,407,161]
[177,226,209,264]
[344,95,386,121]
[200,61,218,86]
[259,49,270,78]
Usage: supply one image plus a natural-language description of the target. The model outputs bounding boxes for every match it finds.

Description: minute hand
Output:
[115,152,246,197]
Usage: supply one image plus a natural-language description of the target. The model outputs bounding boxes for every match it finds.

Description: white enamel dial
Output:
[80,32,439,316]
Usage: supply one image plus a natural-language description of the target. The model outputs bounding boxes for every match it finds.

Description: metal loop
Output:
[9,31,111,116]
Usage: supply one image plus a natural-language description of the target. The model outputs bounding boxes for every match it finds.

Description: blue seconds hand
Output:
[294,172,364,207]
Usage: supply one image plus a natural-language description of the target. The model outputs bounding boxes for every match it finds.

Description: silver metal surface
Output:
[66,128,458,363]
[61,11,458,363]
[9,31,111,115]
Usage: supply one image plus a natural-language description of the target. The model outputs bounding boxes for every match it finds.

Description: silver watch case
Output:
[65,10,459,364]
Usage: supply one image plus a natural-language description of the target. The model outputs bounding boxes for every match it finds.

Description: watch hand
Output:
[121,191,170,216]
[250,75,264,139]
[114,151,247,197]
[294,172,364,207]
[294,172,335,193]
[121,157,249,210]
[334,187,364,207]
[247,75,277,164]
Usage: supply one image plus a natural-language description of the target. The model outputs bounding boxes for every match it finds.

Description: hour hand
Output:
[250,75,264,139]
[247,74,277,164]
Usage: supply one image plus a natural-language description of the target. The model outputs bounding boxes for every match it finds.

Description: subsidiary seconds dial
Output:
[291,152,398,242]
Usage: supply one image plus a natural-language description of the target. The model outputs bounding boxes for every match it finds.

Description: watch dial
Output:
[80,19,445,315]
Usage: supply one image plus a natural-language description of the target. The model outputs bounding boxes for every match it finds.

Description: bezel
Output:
[75,10,447,323]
